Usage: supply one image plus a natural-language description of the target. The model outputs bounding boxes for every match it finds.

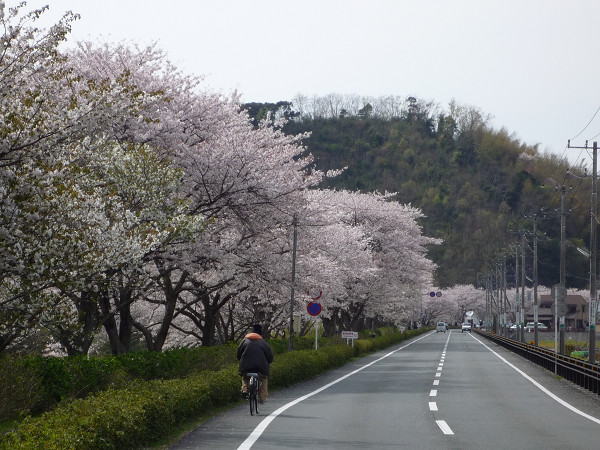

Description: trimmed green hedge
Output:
[2,367,240,449]
[270,346,356,388]
[0,343,240,420]
[1,328,432,449]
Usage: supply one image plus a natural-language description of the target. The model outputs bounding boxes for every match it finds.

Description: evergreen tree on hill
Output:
[243,95,590,289]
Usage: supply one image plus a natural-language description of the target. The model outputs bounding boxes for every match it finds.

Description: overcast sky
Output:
[10,0,600,166]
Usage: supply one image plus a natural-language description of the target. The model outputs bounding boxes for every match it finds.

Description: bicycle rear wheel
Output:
[249,375,258,415]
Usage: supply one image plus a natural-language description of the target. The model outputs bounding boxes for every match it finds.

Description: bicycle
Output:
[247,372,260,415]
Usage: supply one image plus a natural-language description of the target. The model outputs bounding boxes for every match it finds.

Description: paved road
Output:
[170,331,600,449]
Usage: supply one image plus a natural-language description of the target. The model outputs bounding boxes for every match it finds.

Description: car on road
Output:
[461,323,472,332]
[436,322,446,333]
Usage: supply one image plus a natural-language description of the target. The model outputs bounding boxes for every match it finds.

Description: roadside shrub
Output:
[0,344,240,421]
[0,357,45,420]
[1,367,240,449]
[564,342,580,357]
[264,338,288,355]
[354,339,376,353]
[1,328,427,430]
[113,343,239,380]
[269,345,355,388]
[2,329,425,449]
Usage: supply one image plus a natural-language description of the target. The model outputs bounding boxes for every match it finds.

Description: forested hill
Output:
[244,96,590,289]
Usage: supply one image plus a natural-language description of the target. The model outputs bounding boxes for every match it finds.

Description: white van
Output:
[436,322,446,333]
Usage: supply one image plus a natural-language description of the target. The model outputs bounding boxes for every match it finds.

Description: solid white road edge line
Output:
[470,333,600,425]
[237,332,434,450]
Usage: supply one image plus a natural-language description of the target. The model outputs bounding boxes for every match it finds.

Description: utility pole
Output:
[497,262,502,334]
[521,232,526,343]
[533,217,539,346]
[515,243,520,340]
[524,214,542,346]
[502,255,507,336]
[289,213,298,351]
[500,260,505,335]
[568,140,597,363]
[559,185,567,355]
[591,142,597,363]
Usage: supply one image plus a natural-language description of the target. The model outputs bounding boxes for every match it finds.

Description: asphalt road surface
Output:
[170,331,600,449]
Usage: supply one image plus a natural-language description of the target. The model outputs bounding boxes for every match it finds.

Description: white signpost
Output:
[342,330,358,346]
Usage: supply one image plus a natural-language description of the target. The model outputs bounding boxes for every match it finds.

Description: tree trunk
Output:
[56,290,99,356]
[151,273,181,351]
[321,309,339,337]
[199,291,222,347]
[99,290,125,355]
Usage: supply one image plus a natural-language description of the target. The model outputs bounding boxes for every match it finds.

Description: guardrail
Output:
[475,329,600,396]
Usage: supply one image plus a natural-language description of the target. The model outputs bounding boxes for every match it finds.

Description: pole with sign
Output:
[307,300,322,350]
[341,330,358,346]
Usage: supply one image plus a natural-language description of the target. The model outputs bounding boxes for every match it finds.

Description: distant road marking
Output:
[436,420,454,435]
[432,329,454,437]
[237,332,433,450]
[470,333,600,425]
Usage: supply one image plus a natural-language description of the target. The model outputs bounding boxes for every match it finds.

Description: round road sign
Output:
[307,302,322,316]
[307,288,322,300]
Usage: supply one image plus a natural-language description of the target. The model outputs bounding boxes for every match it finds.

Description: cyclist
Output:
[237,324,274,403]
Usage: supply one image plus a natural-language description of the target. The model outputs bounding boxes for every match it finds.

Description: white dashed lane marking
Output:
[436,420,454,435]
[429,331,455,437]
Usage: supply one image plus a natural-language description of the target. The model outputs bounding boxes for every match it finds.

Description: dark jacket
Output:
[236,332,274,376]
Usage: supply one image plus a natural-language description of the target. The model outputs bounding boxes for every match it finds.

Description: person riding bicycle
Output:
[237,324,273,403]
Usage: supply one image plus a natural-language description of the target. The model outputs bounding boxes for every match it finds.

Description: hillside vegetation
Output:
[245,96,592,288]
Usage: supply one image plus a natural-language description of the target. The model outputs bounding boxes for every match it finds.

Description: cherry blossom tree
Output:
[290,190,440,335]
[421,285,486,326]
[0,5,200,354]
[0,3,443,354]
[61,40,330,352]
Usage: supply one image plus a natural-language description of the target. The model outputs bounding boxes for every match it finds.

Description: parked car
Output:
[436,322,446,333]
[525,322,548,332]
[461,323,472,332]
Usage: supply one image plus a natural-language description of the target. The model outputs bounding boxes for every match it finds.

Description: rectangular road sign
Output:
[341,331,358,339]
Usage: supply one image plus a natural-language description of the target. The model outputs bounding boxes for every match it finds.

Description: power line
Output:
[588,129,600,141]
[571,105,600,141]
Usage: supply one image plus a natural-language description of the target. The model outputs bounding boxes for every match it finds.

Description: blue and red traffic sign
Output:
[307,301,322,316]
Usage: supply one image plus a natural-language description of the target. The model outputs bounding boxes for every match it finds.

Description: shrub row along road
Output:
[171,332,600,449]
